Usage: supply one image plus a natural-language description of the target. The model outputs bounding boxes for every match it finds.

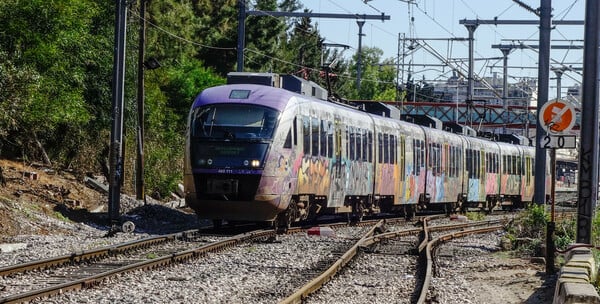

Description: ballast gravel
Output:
[0,203,556,304]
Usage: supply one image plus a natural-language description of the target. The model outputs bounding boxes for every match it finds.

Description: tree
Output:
[0,0,112,165]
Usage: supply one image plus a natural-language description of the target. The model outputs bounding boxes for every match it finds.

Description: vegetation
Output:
[0,1,423,198]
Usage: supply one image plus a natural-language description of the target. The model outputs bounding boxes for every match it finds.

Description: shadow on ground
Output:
[53,203,204,235]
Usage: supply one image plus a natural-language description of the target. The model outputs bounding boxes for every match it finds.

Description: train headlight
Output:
[251,159,260,167]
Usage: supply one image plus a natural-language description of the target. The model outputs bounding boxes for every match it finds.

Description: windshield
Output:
[191,104,280,140]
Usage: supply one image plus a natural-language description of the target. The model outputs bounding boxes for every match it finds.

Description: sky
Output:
[299,0,586,99]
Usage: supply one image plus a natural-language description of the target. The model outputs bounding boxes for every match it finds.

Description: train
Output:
[183,73,551,229]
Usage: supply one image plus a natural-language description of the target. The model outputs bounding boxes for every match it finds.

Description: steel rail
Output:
[0,232,189,277]
[0,229,278,304]
[279,220,385,304]
[416,225,504,304]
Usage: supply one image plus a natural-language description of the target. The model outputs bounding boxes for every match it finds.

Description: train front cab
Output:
[184,86,297,224]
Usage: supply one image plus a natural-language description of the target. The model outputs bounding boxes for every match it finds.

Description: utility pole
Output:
[108,0,128,231]
[534,0,551,209]
[576,0,600,244]
[136,0,147,202]
[462,21,478,103]
[498,45,512,134]
[356,21,365,91]
[236,0,246,72]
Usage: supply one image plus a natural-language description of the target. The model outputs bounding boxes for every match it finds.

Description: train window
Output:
[466,149,473,178]
[390,135,398,164]
[293,117,297,146]
[284,129,292,148]
[378,133,383,164]
[320,120,327,157]
[493,153,499,174]
[517,156,522,175]
[526,157,532,185]
[383,134,390,163]
[450,146,455,177]
[362,130,368,162]
[354,128,363,160]
[191,104,280,140]
[437,144,442,175]
[399,136,405,180]
[367,131,373,162]
[511,155,517,175]
[474,150,479,178]
[327,121,333,158]
[502,155,507,174]
[348,127,356,160]
[311,117,319,157]
[420,140,426,171]
[303,116,310,155]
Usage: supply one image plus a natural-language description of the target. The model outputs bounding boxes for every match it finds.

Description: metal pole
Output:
[108,0,128,227]
[396,33,401,103]
[236,0,246,72]
[533,0,550,207]
[136,0,146,202]
[500,47,511,134]
[463,22,478,102]
[576,0,600,244]
[356,20,365,91]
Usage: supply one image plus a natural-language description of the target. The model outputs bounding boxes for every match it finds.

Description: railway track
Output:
[0,218,406,304]
[281,215,508,304]
[0,229,278,303]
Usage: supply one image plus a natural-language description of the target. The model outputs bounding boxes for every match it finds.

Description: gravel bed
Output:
[306,237,419,304]
[427,232,554,303]
[0,210,553,303]
[25,225,370,303]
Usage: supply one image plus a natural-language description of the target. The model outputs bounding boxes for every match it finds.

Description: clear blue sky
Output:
[299,0,585,98]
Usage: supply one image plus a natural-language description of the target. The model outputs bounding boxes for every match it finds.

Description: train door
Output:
[328,115,345,208]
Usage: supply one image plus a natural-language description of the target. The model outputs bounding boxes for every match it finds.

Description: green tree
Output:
[0,0,113,165]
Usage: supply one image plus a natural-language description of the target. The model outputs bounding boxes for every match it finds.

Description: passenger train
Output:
[184,73,550,229]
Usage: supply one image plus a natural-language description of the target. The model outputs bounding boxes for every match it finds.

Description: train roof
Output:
[192,84,298,112]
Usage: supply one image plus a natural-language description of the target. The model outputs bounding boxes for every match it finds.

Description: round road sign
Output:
[538,100,576,134]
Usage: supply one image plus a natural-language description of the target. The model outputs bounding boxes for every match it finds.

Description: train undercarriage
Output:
[272,192,529,232]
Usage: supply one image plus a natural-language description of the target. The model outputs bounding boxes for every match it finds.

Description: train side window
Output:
[349,126,355,160]
[293,117,297,146]
[449,146,454,177]
[466,149,473,178]
[378,133,383,164]
[474,150,479,179]
[390,135,396,164]
[502,155,506,174]
[385,134,391,163]
[517,156,522,175]
[303,116,310,155]
[320,120,327,157]
[512,155,517,175]
[311,117,319,157]
[327,121,333,158]
[420,140,426,171]
[368,131,373,162]
[357,128,363,161]
[362,130,368,161]
[284,129,292,148]
[399,136,405,180]
[392,135,398,164]
[494,153,499,173]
